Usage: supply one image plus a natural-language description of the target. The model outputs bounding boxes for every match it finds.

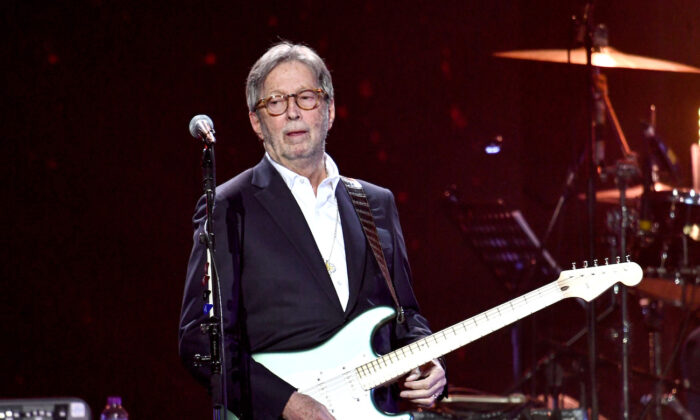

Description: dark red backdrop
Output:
[3,1,699,418]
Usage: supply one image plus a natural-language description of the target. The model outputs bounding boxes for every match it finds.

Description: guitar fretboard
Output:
[354,258,651,391]
[354,279,566,389]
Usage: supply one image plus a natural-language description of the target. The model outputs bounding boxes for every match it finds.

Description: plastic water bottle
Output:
[100,396,129,420]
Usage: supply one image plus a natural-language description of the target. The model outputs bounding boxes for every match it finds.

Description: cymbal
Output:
[494,46,700,73]
[577,182,675,204]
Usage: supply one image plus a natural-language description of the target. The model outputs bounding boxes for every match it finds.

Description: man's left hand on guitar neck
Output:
[399,358,447,407]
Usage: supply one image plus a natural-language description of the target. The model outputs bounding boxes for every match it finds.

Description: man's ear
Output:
[249,111,264,141]
[327,98,335,131]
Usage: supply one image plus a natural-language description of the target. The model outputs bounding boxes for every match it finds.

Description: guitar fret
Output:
[339,263,642,395]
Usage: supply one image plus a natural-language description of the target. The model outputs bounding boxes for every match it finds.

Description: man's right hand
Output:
[282,392,336,420]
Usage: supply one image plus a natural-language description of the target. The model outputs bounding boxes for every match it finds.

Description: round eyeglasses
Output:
[255,88,327,116]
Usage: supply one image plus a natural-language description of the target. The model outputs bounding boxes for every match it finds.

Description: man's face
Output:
[249,61,335,169]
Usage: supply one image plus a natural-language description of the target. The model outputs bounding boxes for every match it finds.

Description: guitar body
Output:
[254,306,410,419]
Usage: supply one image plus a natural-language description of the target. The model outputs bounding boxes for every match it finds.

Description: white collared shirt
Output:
[266,153,349,310]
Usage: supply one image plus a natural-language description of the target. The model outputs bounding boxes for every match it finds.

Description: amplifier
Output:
[0,397,91,419]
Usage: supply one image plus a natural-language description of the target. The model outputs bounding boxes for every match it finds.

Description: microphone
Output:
[641,120,680,182]
[189,114,216,144]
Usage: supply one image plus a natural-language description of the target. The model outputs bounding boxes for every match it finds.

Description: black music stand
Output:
[444,193,563,396]
[447,198,561,289]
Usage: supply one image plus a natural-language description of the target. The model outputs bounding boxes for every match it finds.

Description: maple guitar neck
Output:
[353,261,643,390]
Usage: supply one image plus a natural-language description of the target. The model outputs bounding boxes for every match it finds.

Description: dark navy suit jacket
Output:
[179,157,432,418]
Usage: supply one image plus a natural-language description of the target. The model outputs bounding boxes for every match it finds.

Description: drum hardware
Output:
[635,188,700,295]
[641,391,696,420]
[577,182,675,204]
[635,303,699,420]
[606,156,641,420]
[491,5,700,418]
[637,272,700,310]
[635,177,698,419]
[598,106,698,420]
[640,297,666,419]
[639,295,700,420]
[505,303,619,418]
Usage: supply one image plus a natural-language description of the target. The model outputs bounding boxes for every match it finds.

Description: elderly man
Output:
[179,41,445,419]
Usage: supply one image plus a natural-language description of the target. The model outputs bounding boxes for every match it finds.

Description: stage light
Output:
[485,135,503,154]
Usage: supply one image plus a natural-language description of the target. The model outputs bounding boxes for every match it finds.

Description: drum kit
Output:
[494,28,699,296]
[431,20,700,420]
[496,37,700,420]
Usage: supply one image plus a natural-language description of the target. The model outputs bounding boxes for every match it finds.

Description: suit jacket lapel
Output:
[337,182,367,316]
[251,158,343,312]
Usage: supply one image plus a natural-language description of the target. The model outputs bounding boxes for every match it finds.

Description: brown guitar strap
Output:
[340,176,406,324]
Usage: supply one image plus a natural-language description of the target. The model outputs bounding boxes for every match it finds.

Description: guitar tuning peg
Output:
[583,261,589,268]
[605,257,609,265]
[593,259,598,266]
[625,255,631,262]
[571,262,577,270]
[616,256,621,264]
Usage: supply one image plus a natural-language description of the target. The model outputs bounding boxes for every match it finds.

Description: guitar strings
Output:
[303,274,586,398]
[300,266,631,407]
[302,281,565,400]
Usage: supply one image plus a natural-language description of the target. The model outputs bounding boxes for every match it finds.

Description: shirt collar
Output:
[265,152,341,193]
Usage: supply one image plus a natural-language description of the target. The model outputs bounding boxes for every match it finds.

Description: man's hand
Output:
[399,359,447,407]
[282,391,336,420]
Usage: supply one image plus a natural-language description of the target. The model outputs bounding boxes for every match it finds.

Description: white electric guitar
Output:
[249,261,642,420]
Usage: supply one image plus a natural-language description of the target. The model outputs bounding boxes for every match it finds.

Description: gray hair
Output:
[246,41,334,112]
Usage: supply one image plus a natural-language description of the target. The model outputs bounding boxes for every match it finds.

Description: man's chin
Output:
[282,147,324,162]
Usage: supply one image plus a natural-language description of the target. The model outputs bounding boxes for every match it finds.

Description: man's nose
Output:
[285,96,301,119]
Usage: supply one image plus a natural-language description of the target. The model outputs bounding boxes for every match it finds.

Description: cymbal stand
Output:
[577,8,641,418]
[640,298,665,419]
[612,156,640,420]
[586,21,643,418]
[637,304,700,420]
[579,5,602,418]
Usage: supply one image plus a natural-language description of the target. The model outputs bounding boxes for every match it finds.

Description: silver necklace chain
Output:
[324,201,340,274]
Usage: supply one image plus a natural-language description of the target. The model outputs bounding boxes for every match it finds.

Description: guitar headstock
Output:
[556,259,643,302]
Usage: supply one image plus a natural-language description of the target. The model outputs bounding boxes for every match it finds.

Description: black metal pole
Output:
[618,176,631,420]
[199,143,229,420]
[582,4,599,418]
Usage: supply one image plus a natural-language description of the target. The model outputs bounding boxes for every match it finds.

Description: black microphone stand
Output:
[192,137,229,420]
